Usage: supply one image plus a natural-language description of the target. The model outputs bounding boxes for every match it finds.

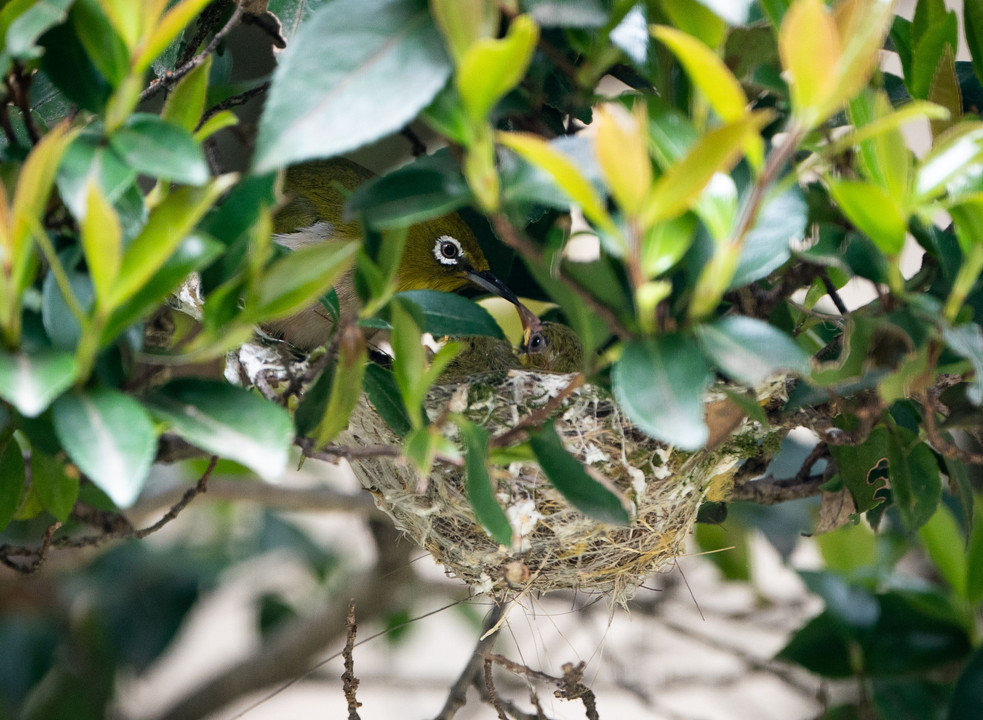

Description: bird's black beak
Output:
[465,268,521,306]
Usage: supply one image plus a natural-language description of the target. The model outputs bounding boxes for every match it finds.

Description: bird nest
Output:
[336,369,789,603]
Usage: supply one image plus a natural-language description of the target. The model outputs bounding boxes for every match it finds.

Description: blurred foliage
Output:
[0,0,981,717]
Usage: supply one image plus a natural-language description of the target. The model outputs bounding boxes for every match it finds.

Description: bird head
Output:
[517,306,583,373]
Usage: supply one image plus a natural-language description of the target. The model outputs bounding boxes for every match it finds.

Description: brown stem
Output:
[342,599,362,720]
[435,603,506,720]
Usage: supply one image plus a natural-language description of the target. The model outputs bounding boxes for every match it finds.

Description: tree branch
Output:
[435,603,506,720]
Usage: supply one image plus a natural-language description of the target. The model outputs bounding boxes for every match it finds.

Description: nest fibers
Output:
[335,369,789,603]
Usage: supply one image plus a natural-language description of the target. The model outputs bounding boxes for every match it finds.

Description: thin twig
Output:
[198,81,270,127]
[483,658,509,720]
[490,373,585,448]
[491,215,632,341]
[342,599,362,720]
[727,473,826,505]
[435,604,506,720]
[923,392,983,465]
[820,271,849,315]
[140,5,245,103]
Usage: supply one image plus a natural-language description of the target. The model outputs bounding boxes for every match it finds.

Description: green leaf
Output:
[887,435,941,532]
[110,175,237,308]
[695,316,810,386]
[346,155,472,228]
[916,124,983,201]
[312,329,367,446]
[52,388,157,509]
[460,421,512,545]
[967,1,983,90]
[828,178,908,256]
[612,334,712,450]
[39,19,112,113]
[731,185,807,287]
[908,0,957,99]
[828,425,888,514]
[0,350,78,417]
[395,290,504,339]
[31,449,78,522]
[967,501,983,604]
[0,0,73,67]
[136,0,216,74]
[70,0,129,87]
[777,610,855,678]
[57,133,137,219]
[161,54,212,133]
[247,241,358,322]
[0,438,25,531]
[527,421,630,525]
[457,14,538,122]
[109,114,210,185]
[81,181,122,308]
[816,520,878,574]
[144,380,293,480]
[918,503,968,599]
[363,363,413,437]
[640,214,697,278]
[942,323,983,405]
[253,0,451,173]
[389,301,428,428]
[949,646,983,720]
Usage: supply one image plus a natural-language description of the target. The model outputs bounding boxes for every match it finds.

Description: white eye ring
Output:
[433,235,464,266]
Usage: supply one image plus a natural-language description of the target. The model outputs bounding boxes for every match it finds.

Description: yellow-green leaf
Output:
[497,130,619,238]
[651,24,746,122]
[642,112,770,227]
[11,122,77,253]
[81,181,121,308]
[162,54,212,132]
[832,0,896,110]
[659,0,727,49]
[779,0,840,127]
[314,326,368,446]
[110,174,237,307]
[193,110,239,142]
[457,13,539,123]
[829,178,907,256]
[595,102,652,217]
[431,0,498,63]
[135,0,214,73]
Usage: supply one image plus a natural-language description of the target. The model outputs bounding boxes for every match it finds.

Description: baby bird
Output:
[518,312,583,373]
[268,158,519,350]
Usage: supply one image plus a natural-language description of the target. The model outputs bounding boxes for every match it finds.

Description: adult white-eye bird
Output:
[268,158,520,350]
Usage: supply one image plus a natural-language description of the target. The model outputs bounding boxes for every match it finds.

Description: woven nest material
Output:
[337,370,789,603]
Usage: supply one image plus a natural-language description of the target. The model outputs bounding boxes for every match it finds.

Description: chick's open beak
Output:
[465,268,520,306]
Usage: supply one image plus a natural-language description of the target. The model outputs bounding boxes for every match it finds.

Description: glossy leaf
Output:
[828,178,908,256]
[395,290,504,339]
[942,323,983,405]
[918,504,968,600]
[81,181,122,308]
[0,350,78,417]
[57,133,137,219]
[390,301,428,428]
[247,241,358,322]
[916,124,983,201]
[108,114,209,185]
[731,185,807,287]
[908,0,957,100]
[161,54,211,132]
[779,0,839,125]
[651,24,747,122]
[696,316,810,386]
[640,213,697,278]
[967,0,983,89]
[363,363,413,437]
[110,175,237,308]
[460,420,512,545]
[0,438,24,532]
[497,130,618,239]
[254,0,451,172]
[0,0,73,67]
[312,326,367,446]
[595,103,651,217]
[828,425,888,514]
[52,388,156,509]
[527,421,630,525]
[144,379,293,481]
[457,14,538,122]
[30,450,78,522]
[612,334,713,450]
[136,0,216,74]
[887,435,941,532]
[431,0,497,63]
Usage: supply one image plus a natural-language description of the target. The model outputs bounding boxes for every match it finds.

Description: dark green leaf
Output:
[294,362,335,437]
[527,421,630,525]
[731,185,807,287]
[30,450,78,522]
[363,363,413,437]
[949,645,983,720]
[942,324,983,404]
[70,0,128,86]
[0,0,73,66]
[109,114,209,185]
[144,380,293,480]
[696,316,810,386]
[777,610,856,677]
[267,0,331,45]
[828,425,888,514]
[395,290,504,339]
[967,1,983,90]
[0,349,78,418]
[57,132,137,221]
[525,0,606,27]
[38,19,110,112]
[0,438,25,531]
[460,421,511,546]
[908,0,957,99]
[887,434,941,531]
[799,571,879,630]
[253,0,451,172]
[52,389,157,509]
[346,155,472,228]
[612,334,712,450]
